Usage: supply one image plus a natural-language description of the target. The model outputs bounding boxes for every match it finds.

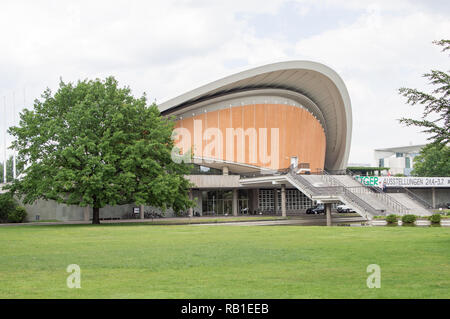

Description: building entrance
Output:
[202,190,249,215]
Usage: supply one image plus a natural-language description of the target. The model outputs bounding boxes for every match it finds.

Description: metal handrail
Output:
[349,184,410,214]
[342,187,380,216]
[287,169,380,217]
[286,172,322,197]
[368,185,411,215]
[321,170,411,215]
[239,167,290,178]
[322,170,411,215]
[341,169,431,211]
[397,187,433,209]
[348,176,411,214]
[318,173,382,216]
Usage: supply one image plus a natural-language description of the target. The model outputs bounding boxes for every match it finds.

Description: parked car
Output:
[337,204,354,213]
[306,204,325,215]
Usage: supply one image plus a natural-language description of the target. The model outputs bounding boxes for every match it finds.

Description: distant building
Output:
[348,163,371,167]
[374,144,425,176]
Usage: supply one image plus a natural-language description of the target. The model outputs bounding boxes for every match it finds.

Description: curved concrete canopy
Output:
[159,61,352,170]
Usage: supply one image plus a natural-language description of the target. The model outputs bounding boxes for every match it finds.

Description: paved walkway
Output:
[0,214,365,227]
[191,216,366,226]
[0,216,284,227]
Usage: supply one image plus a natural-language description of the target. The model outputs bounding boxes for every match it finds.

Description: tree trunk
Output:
[92,207,100,224]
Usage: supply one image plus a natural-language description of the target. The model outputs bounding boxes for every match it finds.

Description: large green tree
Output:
[8,77,193,224]
[412,144,450,177]
[398,39,450,146]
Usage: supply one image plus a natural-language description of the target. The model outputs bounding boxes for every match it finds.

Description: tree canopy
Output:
[8,77,193,223]
[412,144,450,177]
[398,39,450,146]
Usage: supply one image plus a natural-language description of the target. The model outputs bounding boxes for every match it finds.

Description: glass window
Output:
[269,189,314,211]
[258,189,274,211]
[202,190,245,215]
[190,164,222,175]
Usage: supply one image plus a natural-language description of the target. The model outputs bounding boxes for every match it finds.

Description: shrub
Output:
[386,214,398,224]
[0,193,18,223]
[7,206,27,223]
[429,214,441,224]
[401,214,417,224]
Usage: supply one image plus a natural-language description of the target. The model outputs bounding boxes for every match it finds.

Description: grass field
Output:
[99,216,287,225]
[0,224,449,298]
[21,216,286,225]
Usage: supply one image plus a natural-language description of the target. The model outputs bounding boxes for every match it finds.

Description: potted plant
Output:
[428,213,441,224]
[386,214,398,226]
[400,214,416,226]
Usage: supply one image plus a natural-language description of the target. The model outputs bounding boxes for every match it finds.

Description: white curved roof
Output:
[159,61,352,170]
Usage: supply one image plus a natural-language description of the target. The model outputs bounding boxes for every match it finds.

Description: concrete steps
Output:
[387,193,431,215]
[322,175,391,212]
[287,174,380,220]
[291,173,432,218]
[332,175,362,187]
[302,175,327,187]
[333,174,431,216]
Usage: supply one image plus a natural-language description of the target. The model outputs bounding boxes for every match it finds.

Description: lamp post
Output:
[12,92,16,180]
[3,96,6,184]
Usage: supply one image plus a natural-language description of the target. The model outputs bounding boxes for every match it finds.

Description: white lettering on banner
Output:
[354,176,450,188]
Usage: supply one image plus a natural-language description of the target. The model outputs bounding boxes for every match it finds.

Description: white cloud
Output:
[0,0,448,165]
[293,7,450,164]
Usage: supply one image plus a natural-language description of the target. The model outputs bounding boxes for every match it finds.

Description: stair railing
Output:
[398,187,433,210]
[327,171,411,215]
[321,170,411,215]
[287,168,380,217]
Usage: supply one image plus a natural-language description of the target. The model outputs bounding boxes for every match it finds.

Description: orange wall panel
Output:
[174,104,326,171]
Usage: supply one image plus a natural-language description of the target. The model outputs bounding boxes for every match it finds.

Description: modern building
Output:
[4,61,439,222]
[374,144,425,176]
[159,60,352,216]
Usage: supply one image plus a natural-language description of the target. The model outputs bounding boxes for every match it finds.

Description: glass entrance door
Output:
[238,199,249,214]
[223,199,232,215]
[202,190,249,215]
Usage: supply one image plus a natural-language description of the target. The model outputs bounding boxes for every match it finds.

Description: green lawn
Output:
[0,224,449,298]
[104,216,287,225]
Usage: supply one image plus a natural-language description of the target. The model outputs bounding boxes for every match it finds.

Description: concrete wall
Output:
[22,199,175,222]
[186,175,241,188]
[408,188,450,208]
[174,103,326,171]
[388,188,450,208]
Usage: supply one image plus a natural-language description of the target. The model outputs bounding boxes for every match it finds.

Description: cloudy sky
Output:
[0,0,449,165]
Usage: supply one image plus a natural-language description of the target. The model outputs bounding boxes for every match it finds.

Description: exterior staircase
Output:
[387,193,431,215]
[286,171,381,220]
[285,169,431,220]
[339,174,432,216]
[239,167,433,220]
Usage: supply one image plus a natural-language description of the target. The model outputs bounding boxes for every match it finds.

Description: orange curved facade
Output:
[174,104,326,172]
